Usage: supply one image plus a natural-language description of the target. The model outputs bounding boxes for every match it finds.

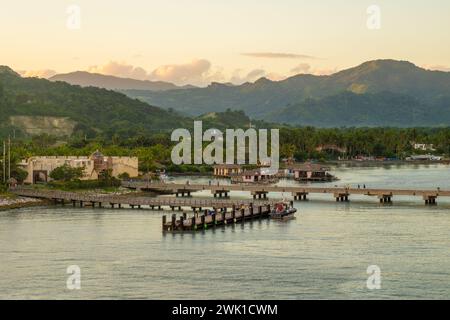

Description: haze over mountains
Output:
[50,71,195,91]
[121,60,450,127]
[3,59,450,129]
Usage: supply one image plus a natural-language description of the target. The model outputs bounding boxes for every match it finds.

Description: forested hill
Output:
[0,66,191,139]
[122,60,450,127]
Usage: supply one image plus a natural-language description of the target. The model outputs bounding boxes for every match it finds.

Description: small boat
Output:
[270,202,297,220]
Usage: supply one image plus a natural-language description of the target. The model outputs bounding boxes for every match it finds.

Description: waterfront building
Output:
[290,163,337,182]
[406,154,442,161]
[230,168,279,184]
[19,150,138,184]
[213,164,242,177]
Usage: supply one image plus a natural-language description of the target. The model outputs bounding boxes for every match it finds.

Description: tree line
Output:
[1,126,449,187]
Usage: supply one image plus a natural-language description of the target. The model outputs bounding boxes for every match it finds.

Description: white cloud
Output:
[88,61,148,80]
[149,59,216,85]
[291,63,311,74]
[230,69,265,84]
[423,64,450,72]
[290,63,337,76]
[86,59,226,86]
[19,69,57,79]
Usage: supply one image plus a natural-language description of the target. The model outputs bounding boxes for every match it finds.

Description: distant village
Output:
[1,139,447,188]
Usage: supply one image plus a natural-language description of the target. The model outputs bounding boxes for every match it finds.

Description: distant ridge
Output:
[122,59,450,127]
[49,71,195,91]
[0,66,191,138]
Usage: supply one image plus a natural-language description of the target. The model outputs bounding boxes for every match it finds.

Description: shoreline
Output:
[0,196,48,211]
[322,160,450,167]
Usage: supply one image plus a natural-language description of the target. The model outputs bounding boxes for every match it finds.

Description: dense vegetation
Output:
[1,127,448,184]
[0,66,190,140]
[48,168,121,191]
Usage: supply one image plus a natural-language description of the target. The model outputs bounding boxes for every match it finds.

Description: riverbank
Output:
[0,194,47,210]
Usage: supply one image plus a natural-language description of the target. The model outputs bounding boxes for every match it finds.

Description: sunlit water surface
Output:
[1,164,450,299]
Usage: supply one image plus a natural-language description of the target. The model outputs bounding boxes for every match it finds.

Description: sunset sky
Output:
[1,0,449,86]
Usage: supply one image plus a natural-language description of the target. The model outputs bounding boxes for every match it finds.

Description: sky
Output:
[1,0,449,86]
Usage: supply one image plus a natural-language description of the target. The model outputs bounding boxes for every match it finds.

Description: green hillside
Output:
[0,66,190,139]
[122,60,450,126]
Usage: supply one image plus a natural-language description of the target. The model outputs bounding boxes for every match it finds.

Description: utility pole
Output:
[8,135,11,180]
[2,140,5,183]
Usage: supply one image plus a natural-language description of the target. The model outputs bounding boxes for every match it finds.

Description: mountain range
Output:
[120,60,450,127]
[2,59,450,132]
[50,71,195,91]
[0,66,260,139]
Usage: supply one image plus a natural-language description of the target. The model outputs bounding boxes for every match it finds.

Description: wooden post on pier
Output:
[162,215,167,229]
[171,214,176,230]
[201,215,206,229]
[179,215,184,231]
[191,216,196,230]
[240,208,245,221]
[212,213,216,226]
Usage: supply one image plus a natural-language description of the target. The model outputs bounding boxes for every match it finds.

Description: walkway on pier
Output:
[123,181,449,204]
[11,188,279,211]
[163,203,272,232]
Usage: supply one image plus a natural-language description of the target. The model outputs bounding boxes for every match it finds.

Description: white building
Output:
[413,143,436,151]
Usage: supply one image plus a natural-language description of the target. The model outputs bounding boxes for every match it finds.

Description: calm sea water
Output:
[1,164,450,299]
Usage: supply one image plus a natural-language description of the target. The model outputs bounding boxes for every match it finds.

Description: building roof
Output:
[90,150,104,158]
[290,162,330,172]
[213,164,241,169]
[231,167,276,176]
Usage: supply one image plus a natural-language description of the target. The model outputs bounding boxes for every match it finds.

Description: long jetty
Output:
[10,188,279,212]
[123,181,450,205]
[162,203,273,232]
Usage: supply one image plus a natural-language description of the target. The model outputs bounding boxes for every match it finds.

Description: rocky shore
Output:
[0,195,46,210]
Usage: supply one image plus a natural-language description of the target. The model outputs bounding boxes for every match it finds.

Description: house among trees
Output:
[19,150,138,184]
[213,164,242,177]
[412,143,436,151]
[290,163,338,182]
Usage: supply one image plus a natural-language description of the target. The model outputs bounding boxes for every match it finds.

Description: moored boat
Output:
[270,202,297,220]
